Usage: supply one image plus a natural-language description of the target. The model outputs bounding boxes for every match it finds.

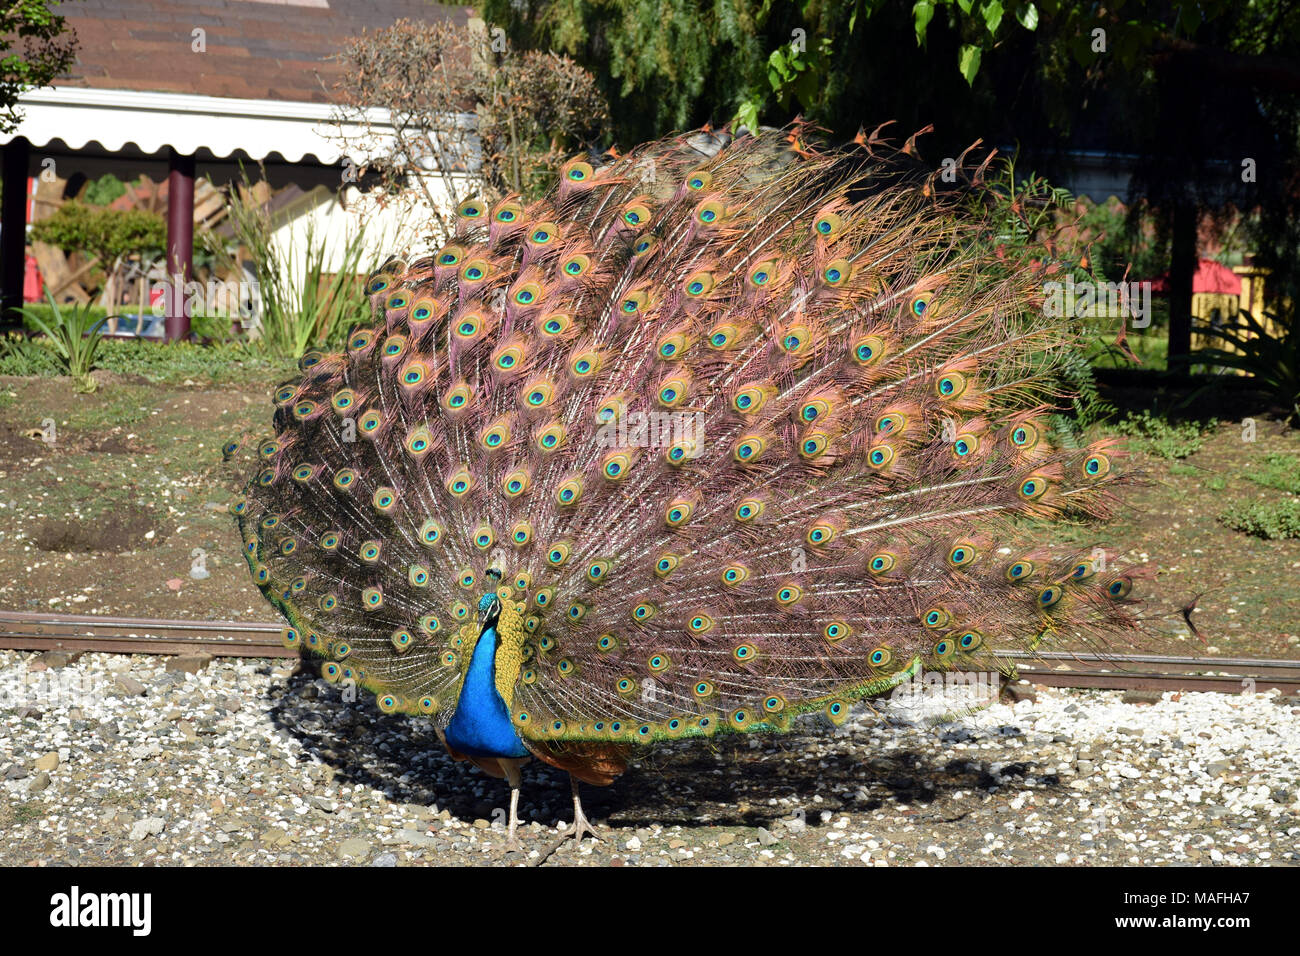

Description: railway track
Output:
[2,611,1298,694]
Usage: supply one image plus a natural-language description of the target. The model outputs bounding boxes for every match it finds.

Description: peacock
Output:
[224,123,1161,852]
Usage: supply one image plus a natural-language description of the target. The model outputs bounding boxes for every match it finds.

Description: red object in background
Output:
[1149,259,1243,296]
[23,253,43,302]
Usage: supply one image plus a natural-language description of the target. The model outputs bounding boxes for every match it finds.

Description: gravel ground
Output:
[1,648,1297,866]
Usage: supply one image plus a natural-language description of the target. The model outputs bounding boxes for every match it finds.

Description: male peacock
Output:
[225,124,1158,851]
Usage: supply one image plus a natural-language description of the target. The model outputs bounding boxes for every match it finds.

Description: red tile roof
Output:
[57,0,470,103]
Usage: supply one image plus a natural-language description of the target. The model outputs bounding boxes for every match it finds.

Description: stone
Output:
[1206,760,1231,777]
[1121,690,1163,705]
[130,817,165,840]
[33,751,59,772]
[113,675,146,697]
[37,649,84,669]
[1001,683,1037,703]
[717,832,736,846]
[29,771,51,793]
[624,835,642,851]
[756,827,779,846]
[338,838,370,860]
[371,852,398,867]
[166,653,213,674]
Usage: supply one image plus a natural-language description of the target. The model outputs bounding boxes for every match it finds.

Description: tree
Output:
[329,18,609,244]
[29,200,166,307]
[485,1,1300,365]
[2,0,80,134]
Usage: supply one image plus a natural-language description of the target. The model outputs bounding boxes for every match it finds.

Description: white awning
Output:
[0,86,419,167]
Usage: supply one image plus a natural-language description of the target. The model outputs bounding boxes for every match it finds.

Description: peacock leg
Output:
[562,773,600,843]
[501,758,525,854]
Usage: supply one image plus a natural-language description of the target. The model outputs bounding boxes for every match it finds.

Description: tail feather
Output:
[226,124,1169,746]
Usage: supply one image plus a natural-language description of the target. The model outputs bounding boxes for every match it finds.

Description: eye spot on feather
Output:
[1005,560,1035,582]
[923,607,950,630]
[721,563,749,586]
[823,621,850,643]
[1038,586,1064,608]
[1106,576,1133,599]
[1083,453,1111,478]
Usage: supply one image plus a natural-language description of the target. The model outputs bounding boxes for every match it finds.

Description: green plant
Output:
[1218,498,1300,540]
[1245,452,1300,495]
[17,294,105,388]
[211,174,381,358]
[29,201,167,306]
[0,333,62,376]
[1191,307,1300,423]
[82,172,128,206]
[1113,410,1213,459]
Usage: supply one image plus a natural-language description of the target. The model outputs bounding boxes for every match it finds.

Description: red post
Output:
[165,148,195,341]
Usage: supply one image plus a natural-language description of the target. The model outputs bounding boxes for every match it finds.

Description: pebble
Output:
[1,647,1296,867]
[129,817,165,840]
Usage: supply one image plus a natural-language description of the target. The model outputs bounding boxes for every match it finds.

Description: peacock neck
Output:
[443,625,529,758]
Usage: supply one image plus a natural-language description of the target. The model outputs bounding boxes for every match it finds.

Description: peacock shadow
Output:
[267,664,1053,831]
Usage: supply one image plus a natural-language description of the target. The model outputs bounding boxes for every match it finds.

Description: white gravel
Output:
[1,648,1297,866]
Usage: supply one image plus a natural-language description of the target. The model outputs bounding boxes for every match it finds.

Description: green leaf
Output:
[957,0,974,13]
[982,0,1004,34]
[734,99,761,134]
[913,1,935,45]
[1016,2,1038,29]
[957,43,982,85]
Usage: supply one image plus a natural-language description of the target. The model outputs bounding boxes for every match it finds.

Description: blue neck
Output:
[443,625,528,758]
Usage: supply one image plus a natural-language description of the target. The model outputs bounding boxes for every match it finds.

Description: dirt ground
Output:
[0,372,1297,659]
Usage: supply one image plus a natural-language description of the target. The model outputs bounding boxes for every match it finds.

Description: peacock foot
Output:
[561,814,600,843]
[561,774,600,843]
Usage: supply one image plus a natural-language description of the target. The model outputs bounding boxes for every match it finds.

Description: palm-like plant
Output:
[17,293,105,390]
[1192,307,1300,423]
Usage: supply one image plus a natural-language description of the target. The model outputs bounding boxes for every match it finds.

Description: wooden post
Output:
[165,148,196,341]
[0,137,30,331]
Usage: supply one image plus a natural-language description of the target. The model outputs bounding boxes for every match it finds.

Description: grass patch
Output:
[61,386,154,430]
[1112,410,1214,460]
[1218,498,1300,540]
[1244,452,1300,495]
[97,340,297,385]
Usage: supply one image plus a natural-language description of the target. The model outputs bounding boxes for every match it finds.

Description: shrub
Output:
[1218,499,1300,540]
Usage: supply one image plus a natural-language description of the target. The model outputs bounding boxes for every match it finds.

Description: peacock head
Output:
[477,568,505,629]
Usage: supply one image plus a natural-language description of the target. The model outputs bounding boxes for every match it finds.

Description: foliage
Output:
[29,201,166,266]
[1191,308,1300,423]
[1,0,79,134]
[331,19,609,242]
[1245,452,1300,495]
[207,168,379,358]
[1113,410,1213,460]
[0,333,62,376]
[17,294,105,389]
[1218,498,1300,540]
[964,157,1116,430]
[82,173,129,207]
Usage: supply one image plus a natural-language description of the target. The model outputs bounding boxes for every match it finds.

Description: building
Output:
[0,0,472,337]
